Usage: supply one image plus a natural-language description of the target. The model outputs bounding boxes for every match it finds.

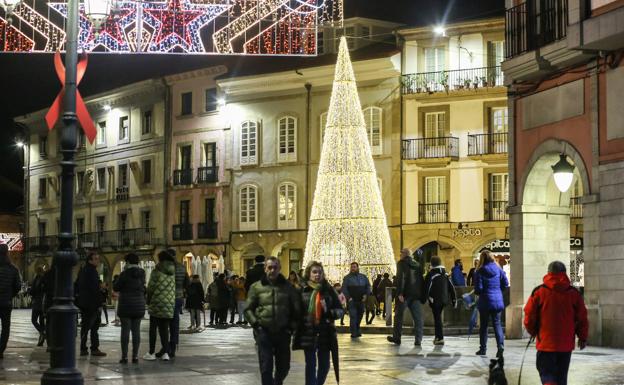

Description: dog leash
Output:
[517,336,534,385]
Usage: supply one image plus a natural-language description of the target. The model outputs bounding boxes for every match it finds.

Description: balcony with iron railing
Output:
[172,223,193,241]
[419,202,449,223]
[402,137,459,160]
[116,186,129,201]
[402,66,503,95]
[197,222,218,239]
[571,196,583,218]
[24,228,156,253]
[505,0,568,59]
[468,132,509,156]
[173,169,193,186]
[486,200,509,221]
[197,166,218,184]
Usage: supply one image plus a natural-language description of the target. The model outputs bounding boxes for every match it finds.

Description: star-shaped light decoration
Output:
[0,16,35,51]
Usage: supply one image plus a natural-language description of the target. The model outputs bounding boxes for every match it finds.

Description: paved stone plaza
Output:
[1,309,624,384]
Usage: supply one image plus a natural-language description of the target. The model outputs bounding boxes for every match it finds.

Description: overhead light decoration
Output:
[303,36,396,282]
[551,154,575,193]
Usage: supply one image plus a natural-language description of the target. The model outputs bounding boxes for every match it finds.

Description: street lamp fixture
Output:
[433,25,446,36]
[103,104,112,111]
[16,140,24,148]
[84,0,111,34]
[552,154,575,193]
[1,0,21,23]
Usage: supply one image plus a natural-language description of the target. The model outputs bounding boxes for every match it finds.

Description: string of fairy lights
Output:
[0,0,342,54]
[304,36,396,283]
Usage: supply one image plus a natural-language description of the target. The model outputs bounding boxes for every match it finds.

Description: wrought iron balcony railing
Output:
[571,197,583,218]
[402,137,459,160]
[24,228,156,253]
[116,186,129,201]
[197,222,218,239]
[486,200,509,221]
[402,66,503,94]
[468,132,508,156]
[172,223,193,241]
[173,169,193,186]
[197,166,218,184]
[419,202,449,223]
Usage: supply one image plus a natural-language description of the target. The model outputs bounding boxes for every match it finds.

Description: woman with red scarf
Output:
[294,261,344,385]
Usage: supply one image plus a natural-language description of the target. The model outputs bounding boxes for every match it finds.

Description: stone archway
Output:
[508,139,593,340]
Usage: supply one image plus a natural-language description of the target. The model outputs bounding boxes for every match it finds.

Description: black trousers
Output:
[120,317,142,359]
[430,303,445,341]
[0,307,11,354]
[256,329,291,385]
[31,307,45,334]
[80,309,101,352]
[536,351,572,385]
[148,316,171,355]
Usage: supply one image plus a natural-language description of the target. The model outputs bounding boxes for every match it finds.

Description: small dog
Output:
[488,357,508,385]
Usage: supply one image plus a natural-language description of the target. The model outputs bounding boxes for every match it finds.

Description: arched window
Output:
[239,185,257,230]
[363,106,382,155]
[278,116,297,162]
[240,121,257,165]
[277,182,297,229]
[319,111,328,145]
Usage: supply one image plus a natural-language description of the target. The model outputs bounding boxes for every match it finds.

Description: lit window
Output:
[119,116,129,142]
[96,167,106,192]
[239,185,258,231]
[278,182,296,229]
[240,121,258,165]
[363,106,382,155]
[278,116,297,162]
[96,121,106,146]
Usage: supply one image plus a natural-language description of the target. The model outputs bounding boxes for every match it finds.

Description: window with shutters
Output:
[363,107,382,155]
[278,116,297,162]
[239,185,258,231]
[96,167,107,193]
[425,112,446,146]
[490,107,508,133]
[424,47,445,74]
[487,41,504,85]
[425,176,446,204]
[240,121,258,165]
[118,164,129,188]
[319,112,328,145]
[278,182,296,229]
[490,173,509,202]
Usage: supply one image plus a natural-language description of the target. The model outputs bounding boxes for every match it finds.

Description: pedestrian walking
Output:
[294,261,343,385]
[75,252,107,357]
[29,264,47,346]
[474,250,509,358]
[114,253,146,364]
[143,251,176,362]
[100,282,109,326]
[424,256,457,345]
[376,273,392,318]
[167,248,189,358]
[233,276,247,324]
[186,275,204,331]
[451,259,466,287]
[341,262,371,338]
[387,248,425,346]
[0,244,21,359]
[332,283,346,326]
[372,274,382,315]
[365,294,377,324]
[244,256,301,385]
[245,255,266,292]
[524,261,589,385]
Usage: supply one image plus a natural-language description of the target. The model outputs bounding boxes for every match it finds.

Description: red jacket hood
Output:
[542,272,571,291]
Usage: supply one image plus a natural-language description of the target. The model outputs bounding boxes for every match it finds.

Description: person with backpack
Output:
[524,261,589,385]
[114,253,146,364]
[424,256,457,345]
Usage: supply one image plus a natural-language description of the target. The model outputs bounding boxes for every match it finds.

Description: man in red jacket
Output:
[524,261,589,385]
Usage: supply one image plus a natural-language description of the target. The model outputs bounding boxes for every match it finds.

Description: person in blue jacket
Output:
[451,259,466,287]
[474,250,509,358]
[341,262,371,338]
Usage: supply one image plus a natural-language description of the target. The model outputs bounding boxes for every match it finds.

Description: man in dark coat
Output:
[0,244,21,359]
[387,248,426,346]
[341,261,371,338]
[75,252,106,357]
[424,256,457,345]
[245,255,265,292]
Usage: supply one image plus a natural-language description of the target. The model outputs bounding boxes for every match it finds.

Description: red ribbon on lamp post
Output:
[45,51,97,143]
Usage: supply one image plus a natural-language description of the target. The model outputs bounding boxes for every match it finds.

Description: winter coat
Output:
[376,277,393,303]
[245,263,265,292]
[232,280,247,302]
[524,272,589,352]
[174,262,190,299]
[293,280,343,351]
[424,266,457,307]
[186,281,205,310]
[114,264,146,319]
[451,265,466,286]
[75,263,102,312]
[395,256,425,301]
[341,272,371,302]
[0,258,21,308]
[147,261,176,319]
[244,274,302,334]
[474,262,509,312]
[29,273,46,311]
[207,281,220,308]
[217,279,231,309]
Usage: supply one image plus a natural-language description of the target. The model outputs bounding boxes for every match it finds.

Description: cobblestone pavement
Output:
[1,309,624,384]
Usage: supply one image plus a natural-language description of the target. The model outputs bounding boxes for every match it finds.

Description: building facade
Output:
[503,0,624,347]
[18,79,168,286]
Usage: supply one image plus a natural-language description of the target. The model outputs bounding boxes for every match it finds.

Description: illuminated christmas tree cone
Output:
[304,36,396,282]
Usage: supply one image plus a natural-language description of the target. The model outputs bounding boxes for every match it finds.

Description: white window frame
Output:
[491,107,508,133]
[118,162,129,188]
[425,176,446,204]
[277,182,297,229]
[239,185,258,231]
[277,116,297,163]
[363,106,382,155]
[96,120,107,148]
[95,166,107,193]
[424,47,446,73]
[118,115,130,144]
[240,121,258,166]
[490,173,509,202]
[425,111,446,147]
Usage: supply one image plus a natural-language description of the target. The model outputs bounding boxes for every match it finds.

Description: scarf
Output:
[307,281,323,326]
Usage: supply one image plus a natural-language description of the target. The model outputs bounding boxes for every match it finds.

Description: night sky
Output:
[0,0,504,213]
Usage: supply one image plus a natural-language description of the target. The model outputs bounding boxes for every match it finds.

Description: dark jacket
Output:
[376,277,393,303]
[372,276,382,297]
[424,266,457,307]
[186,281,205,310]
[245,263,265,292]
[466,267,477,286]
[524,272,589,352]
[395,256,425,301]
[174,262,190,299]
[474,262,509,312]
[114,264,146,319]
[341,272,371,302]
[207,281,220,308]
[451,265,466,286]
[216,278,231,310]
[29,273,46,310]
[244,274,301,334]
[0,258,21,308]
[147,261,176,319]
[42,267,55,311]
[293,280,343,351]
[75,263,102,312]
